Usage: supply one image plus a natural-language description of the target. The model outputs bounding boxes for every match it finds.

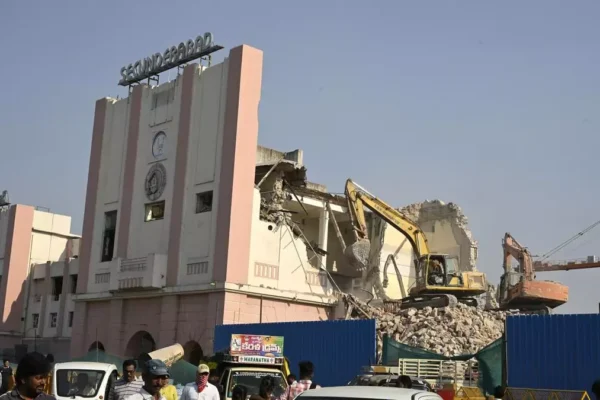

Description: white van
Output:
[52,362,118,400]
[296,386,443,400]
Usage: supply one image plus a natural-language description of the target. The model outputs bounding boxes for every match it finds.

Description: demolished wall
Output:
[400,200,479,272]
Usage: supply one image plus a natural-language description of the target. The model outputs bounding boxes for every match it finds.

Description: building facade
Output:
[71,44,353,361]
[0,204,79,360]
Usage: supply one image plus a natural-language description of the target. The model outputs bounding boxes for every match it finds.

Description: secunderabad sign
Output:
[118,32,224,86]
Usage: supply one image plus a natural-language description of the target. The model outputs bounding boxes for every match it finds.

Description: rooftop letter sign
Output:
[118,32,223,86]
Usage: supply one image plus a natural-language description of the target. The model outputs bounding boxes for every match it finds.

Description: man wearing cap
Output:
[124,360,169,400]
[180,364,219,400]
[0,352,54,400]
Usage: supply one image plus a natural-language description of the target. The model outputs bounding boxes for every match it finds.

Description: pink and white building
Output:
[0,204,79,360]
[71,44,358,362]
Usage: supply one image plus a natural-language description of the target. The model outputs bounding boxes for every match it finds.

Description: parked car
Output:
[347,373,433,391]
[297,386,441,400]
[52,362,118,400]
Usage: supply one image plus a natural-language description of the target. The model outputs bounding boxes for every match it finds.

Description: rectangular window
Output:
[101,211,117,262]
[70,274,78,294]
[51,276,63,301]
[50,312,57,328]
[95,273,110,284]
[187,261,209,275]
[195,191,213,214]
[68,311,74,328]
[145,201,165,222]
[32,313,39,329]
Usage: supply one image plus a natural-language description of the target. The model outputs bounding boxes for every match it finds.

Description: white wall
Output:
[248,190,332,296]
[179,62,229,285]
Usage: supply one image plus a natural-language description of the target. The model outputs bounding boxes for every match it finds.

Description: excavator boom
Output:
[345,179,430,257]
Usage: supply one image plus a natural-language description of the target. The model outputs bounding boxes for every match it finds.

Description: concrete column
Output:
[70,302,88,357]
[37,262,51,338]
[107,299,124,354]
[158,296,179,348]
[57,240,73,337]
[318,208,329,270]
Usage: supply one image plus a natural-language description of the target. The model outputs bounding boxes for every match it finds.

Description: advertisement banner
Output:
[230,334,284,357]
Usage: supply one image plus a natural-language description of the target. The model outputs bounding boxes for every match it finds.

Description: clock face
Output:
[145,163,167,201]
[152,131,167,159]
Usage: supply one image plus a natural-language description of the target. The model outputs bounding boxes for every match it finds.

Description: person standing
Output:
[180,364,219,400]
[124,360,170,400]
[250,376,275,400]
[0,352,55,400]
[111,360,143,400]
[159,380,178,400]
[0,360,12,395]
[231,385,247,400]
[286,375,296,386]
[284,361,320,400]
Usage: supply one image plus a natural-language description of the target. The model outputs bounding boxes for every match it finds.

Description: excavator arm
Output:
[502,233,534,281]
[345,179,430,257]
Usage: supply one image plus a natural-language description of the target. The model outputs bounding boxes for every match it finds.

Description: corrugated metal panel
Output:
[214,319,376,386]
[506,314,600,391]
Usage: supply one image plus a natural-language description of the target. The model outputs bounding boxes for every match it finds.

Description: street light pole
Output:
[34,327,37,352]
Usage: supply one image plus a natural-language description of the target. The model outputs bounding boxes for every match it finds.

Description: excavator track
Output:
[399,294,459,310]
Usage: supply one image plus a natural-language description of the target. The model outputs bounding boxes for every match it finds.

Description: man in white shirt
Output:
[125,360,170,400]
[180,364,219,400]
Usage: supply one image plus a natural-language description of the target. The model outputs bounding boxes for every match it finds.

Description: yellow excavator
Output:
[344,179,487,309]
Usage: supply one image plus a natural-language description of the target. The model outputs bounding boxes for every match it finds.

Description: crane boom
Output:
[534,259,600,272]
[345,179,430,257]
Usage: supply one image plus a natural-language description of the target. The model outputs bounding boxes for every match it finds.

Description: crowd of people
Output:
[0,352,445,400]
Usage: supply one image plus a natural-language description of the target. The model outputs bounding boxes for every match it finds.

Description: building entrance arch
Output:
[183,341,203,366]
[125,331,156,359]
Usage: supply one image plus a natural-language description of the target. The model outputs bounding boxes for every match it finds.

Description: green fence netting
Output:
[382,335,503,395]
[71,350,197,386]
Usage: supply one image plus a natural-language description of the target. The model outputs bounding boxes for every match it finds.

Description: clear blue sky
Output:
[1,1,599,314]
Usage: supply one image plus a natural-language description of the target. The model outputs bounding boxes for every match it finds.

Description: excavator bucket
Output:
[345,238,371,271]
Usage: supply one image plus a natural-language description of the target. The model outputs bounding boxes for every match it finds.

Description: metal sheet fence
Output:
[505,387,591,400]
[506,314,600,391]
[214,319,376,387]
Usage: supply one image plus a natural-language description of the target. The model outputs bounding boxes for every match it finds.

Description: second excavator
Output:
[498,227,600,314]
[344,179,487,309]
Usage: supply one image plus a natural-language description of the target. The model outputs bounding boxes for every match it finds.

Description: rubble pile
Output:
[342,294,515,358]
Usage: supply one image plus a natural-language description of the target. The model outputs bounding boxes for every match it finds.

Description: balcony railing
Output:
[109,254,167,292]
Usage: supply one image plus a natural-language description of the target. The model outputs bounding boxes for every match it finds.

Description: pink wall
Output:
[77,98,109,294]
[71,292,227,357]
[223,293,331,324]
[167,65,196,286]
[0,205,34,332]
[71,292,329,358]
[214,45,264,285]
[117,85,145,259]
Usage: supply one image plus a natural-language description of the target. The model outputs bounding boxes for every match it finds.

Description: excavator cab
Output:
[406,254,486,308]
[415,255,463,289]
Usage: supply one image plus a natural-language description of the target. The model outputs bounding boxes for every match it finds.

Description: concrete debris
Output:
[400,200,479,272]
[341,294,516,358]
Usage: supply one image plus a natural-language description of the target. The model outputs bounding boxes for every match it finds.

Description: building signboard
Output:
[230,334,284,358]
[118,32,223,86]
